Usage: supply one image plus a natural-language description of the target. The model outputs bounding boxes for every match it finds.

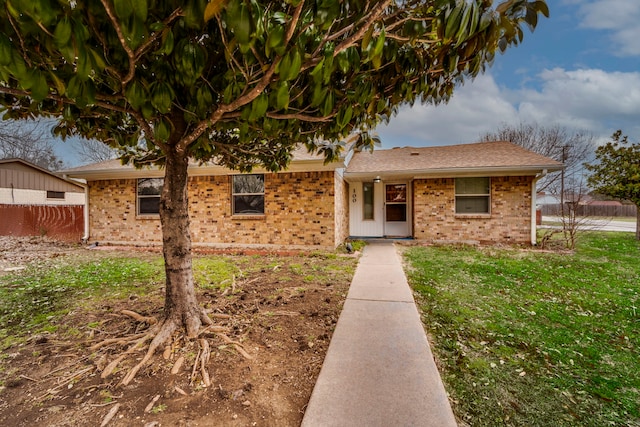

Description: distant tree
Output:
[585,130,640,240]
[0,0,549,383]
[480,121,595,192]
[72,138,118,164]
[0,119,64,170]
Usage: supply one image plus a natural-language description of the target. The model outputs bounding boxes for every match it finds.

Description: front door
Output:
[384,183,410,237]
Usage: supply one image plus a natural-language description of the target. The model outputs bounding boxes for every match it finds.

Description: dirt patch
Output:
[0,237,356,426]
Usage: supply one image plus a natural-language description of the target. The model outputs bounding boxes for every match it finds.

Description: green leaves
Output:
[113,0,147,21]
[274,82,289,110]
[277,49,301,81]
[173,40,207,86]
[443,1,480,46]
[204,0,227,22]
[150,81,175,114]
[53,18,72,48]
[0,34,12,66]
[586,131,640,213]
[125,81,148,110]
[225,0,252,49]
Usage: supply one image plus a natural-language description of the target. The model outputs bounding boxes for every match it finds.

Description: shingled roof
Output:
[62,145,338,180]
[344,141,563,181]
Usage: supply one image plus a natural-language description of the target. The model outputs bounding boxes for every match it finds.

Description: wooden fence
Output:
[540,204,637,217]
[0,204,84,241]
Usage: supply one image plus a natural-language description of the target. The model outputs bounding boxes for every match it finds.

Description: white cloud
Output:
[376,68,640,148]
[578,0,640,56]
[515,68,640,133]
[376,74,518,147]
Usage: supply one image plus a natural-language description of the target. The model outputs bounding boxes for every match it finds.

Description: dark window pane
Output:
[363,182,374,220]
[233,174,264,194]
[138,178,163,196]
[456,196,490,214]
[46,191,65,199]
[455,177,490,195]
[233,195,264,214]
[386,204,406,222]
[139,197,160,214]
[386,184,406,203]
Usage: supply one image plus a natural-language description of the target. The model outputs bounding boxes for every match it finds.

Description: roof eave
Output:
[65,158,343,181]
[343,164,564,182]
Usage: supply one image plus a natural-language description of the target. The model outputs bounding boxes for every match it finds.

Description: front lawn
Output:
[405,233,640,426]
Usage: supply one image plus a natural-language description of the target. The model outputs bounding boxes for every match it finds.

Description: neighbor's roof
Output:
[62,145,341,180]
[344,141,564,181]
[0,158,85,191]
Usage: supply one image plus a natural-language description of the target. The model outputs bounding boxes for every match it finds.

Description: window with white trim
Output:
[137,178,163,215]
[232,174,265,215]
[455,177,490,214]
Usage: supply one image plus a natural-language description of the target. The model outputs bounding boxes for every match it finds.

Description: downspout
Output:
[530,169,547,245]
[82,183,90,242]
[63,174,90,243]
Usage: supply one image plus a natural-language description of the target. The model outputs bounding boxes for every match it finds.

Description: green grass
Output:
[0,257,165,343]
[0,249,357,349]
[404,232,640,427]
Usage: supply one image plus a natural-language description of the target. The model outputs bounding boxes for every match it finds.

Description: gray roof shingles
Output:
[346,141,563,173]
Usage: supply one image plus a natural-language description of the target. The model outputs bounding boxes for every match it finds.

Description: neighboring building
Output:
[0,158,85,240]
[63,141,563,248]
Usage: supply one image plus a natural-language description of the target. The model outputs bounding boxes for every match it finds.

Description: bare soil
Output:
[0,237,356,426]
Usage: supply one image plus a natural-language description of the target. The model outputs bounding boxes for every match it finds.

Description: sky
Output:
[50,0,640,165]
[375,0,640,149]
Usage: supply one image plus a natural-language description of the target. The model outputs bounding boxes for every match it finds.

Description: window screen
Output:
[232,174,265,215]
[137,178,163,215]
[455,177,490,214]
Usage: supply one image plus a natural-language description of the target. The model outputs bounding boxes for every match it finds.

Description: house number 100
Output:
[352,189,357,203]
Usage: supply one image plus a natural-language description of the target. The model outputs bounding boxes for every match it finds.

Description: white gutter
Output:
[82,183,90,242]
[531,169,548,245]
[63,174,90,243]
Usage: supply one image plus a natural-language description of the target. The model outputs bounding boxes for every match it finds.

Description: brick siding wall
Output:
[88,171,340,248]
[413,176,534,244]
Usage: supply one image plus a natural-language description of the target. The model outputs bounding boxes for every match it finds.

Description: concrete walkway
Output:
[302,242,457,427]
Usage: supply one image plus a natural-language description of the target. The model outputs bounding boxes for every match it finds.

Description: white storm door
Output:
[384,182,410,237]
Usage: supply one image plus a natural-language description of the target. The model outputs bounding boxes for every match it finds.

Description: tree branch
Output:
[333,0,393,57]
[179,0,308,151]
[99,0,136,87]
[133,8,183,61]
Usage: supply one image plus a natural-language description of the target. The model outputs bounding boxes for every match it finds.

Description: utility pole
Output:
[560,145,571,218]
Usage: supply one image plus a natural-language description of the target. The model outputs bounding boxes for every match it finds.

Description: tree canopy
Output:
[585,130,640,239]
[0,0,548,169]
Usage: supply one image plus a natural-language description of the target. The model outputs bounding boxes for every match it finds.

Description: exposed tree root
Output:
[216,332,253,360]
[170,355,185,374]
[121,320,177,386]
[144,394,161,413]
[100,331,156,379]
[89,305,251,386]
[199,338,212,387]
[99,403,120,427]
[90,332,149,351]
[121,309,157,325]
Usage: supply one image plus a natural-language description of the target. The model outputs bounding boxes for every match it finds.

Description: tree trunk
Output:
[159,147,210,337]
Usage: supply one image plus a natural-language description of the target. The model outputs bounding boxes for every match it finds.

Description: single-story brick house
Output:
[63,141,562,249]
